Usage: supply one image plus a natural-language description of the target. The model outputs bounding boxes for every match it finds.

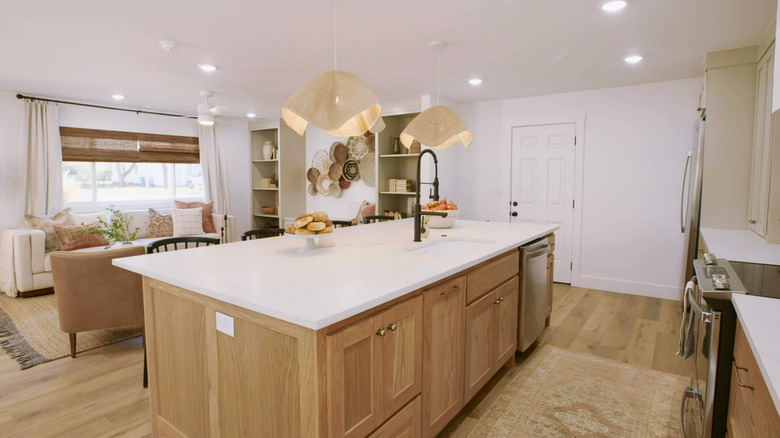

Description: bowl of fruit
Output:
[421,199,459,229]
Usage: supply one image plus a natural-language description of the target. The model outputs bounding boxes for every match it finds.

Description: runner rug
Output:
[0,294,141,369]
[469,344,688,437]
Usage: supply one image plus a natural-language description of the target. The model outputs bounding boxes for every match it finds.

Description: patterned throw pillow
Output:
[25,208,74,252]
[148,208,173,238]
[53,224,110,251]
[172,207,205,237]
[174,200,216,233]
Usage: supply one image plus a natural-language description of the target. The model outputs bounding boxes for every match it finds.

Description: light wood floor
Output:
[0,284,688,437]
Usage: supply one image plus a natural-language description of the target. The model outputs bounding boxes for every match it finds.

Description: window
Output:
[60,127,203,206]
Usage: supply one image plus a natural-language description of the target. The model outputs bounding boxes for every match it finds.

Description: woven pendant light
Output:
[281,71,382,136]
[401,42,472,150]
[281,0,382,137]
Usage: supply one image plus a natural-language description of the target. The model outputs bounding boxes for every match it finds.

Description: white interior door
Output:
[510,123,576,283]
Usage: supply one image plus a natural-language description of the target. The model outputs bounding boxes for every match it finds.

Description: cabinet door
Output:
[382,296,423,416]
[327,315,384,438]
[749,45,774,236]
[368,397,421,438]
[422,276,465,438]
[493,277,519,367]
[464,290,494,402]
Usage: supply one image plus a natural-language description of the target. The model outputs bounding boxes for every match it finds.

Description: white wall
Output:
[0,89,250,236]
[304,127,377,220]
[0,90,24,230]
[448,78,701,300]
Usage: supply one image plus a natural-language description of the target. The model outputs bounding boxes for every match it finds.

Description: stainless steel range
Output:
[680,256,746,438]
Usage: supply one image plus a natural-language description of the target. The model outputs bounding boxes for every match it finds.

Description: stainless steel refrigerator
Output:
[681,116,706,282]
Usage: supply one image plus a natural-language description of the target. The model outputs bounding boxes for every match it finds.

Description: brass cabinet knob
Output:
[493,298,501,305]
[387,323,397,331]
[748,219,757,224]
[376,328,386,337]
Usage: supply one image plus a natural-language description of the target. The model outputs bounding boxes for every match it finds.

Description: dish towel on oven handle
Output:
[677,280,697,358]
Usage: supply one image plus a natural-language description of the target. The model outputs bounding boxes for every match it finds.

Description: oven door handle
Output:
[680,386,702,438]
[687,287,711,324]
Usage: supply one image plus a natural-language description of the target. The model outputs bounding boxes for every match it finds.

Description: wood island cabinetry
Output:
[421,276,466,437]
[141,240,553,438]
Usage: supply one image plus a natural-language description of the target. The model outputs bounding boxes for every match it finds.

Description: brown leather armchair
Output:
[50,245,146,358]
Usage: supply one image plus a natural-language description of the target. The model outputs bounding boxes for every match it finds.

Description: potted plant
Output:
[88,205,141,248]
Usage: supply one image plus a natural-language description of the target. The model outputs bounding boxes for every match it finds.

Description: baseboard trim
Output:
[571,275,682,301]
[19,287,54,298]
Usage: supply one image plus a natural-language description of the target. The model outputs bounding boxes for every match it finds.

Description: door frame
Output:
[507,113,586,286]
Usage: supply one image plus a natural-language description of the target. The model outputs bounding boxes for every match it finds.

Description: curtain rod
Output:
[15,93,196,119]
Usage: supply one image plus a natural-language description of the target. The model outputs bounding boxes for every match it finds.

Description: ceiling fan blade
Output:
[209,105,226,116]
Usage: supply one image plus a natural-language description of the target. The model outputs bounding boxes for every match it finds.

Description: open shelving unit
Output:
[250,121,305,230]
[376,113,420,217]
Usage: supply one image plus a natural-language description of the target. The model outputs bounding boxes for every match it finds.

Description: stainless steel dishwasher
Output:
[518,237,550,352]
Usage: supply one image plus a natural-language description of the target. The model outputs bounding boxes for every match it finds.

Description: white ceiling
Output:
[1,0,775,119]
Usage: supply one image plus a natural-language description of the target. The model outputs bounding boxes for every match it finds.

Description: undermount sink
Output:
[403,238,496,255]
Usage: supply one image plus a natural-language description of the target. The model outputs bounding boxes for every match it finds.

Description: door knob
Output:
[749,219,757,224]
[512,201,518,206]
[511,212,518,217]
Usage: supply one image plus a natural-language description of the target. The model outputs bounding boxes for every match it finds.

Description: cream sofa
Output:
[2,209,236,298]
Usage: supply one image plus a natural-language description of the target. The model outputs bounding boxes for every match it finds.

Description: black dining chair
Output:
[242,228,286,240]
[362,215,395,224]
[146,236,220,254]
[331,220,353,228]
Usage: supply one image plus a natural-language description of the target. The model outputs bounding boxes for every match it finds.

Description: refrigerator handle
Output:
[680,152,692,233]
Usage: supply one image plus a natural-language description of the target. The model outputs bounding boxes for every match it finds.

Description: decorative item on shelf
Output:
[261,206,277,215]
[401,42,473,150]
[386,178,412,192]
[410,140,421,154]
[280,0,382,137]
[272,147,279,160]
[262,140,275,160]
[271,174,278,187]
[391,137,401,154]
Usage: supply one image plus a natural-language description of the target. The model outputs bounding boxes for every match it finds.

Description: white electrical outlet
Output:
[216,312,234,337]
[489,188,501,197]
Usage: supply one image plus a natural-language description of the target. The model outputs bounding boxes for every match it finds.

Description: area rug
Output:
[0,294,141,369]
[469,344,688,437]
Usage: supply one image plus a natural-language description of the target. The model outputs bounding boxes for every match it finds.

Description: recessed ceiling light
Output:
[198,64,217,73]
[601,1,626,12]
[112,94,125,101]
[624,55,643,64]
[468,78,483,86]
[247,113,257,118]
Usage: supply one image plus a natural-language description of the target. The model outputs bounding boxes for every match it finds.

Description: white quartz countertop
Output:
[700,228,780,265]
[731,294,780,416]
[114,219,557,330]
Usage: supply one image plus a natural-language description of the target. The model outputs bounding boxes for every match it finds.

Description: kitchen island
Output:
[114,219,557,437]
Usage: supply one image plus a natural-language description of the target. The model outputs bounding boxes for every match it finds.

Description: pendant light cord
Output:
[334,0,338,71]
[436,47,440,106]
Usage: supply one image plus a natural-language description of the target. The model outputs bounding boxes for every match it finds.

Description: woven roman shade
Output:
[281,70,382,137]
[400,106,474,150]
[60,127,199,163]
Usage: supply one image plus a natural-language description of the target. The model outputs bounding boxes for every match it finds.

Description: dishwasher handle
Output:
[526,244,549,258]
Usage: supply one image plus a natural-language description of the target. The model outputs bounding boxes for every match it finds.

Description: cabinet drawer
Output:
[466,251,519,304]
[730,321,780,437]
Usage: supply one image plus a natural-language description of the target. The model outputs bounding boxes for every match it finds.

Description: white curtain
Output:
[198,122,230,215]
[18,100,63,215]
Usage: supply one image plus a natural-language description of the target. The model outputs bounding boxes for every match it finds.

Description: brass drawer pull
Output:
[376,328,386,337]
[440,286,460,296]
[733,361,755,390]
[387,323,397,331]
